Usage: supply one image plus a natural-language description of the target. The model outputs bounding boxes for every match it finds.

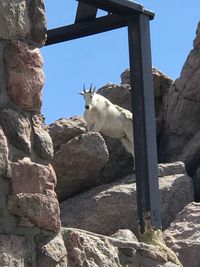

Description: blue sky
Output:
[41,0,200,124]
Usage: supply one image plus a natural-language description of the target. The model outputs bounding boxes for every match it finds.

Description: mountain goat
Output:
[79,85,134,157]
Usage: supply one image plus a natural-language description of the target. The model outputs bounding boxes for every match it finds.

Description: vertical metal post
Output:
[128,14,162,234]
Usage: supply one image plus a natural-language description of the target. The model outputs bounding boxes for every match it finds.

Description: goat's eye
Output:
[90,96,92,99]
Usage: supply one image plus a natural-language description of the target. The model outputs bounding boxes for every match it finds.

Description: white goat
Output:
[79,85,134,157]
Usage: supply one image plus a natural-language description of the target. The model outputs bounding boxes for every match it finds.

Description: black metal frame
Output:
[45,0,161,234]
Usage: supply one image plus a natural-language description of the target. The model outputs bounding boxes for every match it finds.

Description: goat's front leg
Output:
[92,114,106,132]
[86,122,94,132]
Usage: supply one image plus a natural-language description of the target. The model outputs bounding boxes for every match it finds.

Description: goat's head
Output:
[79,84,96,110]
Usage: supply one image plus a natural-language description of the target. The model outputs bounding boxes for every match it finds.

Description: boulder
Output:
[60,162,193,236]
[36,232,68,267]
[53,132,109,201]
[0,0,46,46]
[120,67,173,118]
[48,116,87,152]
[0,108,31,154]
[0,127,8,176]
[158,22,200,177]
[98,135,134,184]
[0,234,26,267]
[7,191,60,232]
[49,114,134,185]
[3,41,45,111]
[8,158,56,194]
[32,113,54,161]
[193,166,200,201]
[111,229,138,242]
[164,202,200,267]
[7,158,60,232]
[60,228,180,267]
[28,0,47,46]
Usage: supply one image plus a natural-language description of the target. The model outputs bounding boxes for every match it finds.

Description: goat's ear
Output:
[78,92,84,95]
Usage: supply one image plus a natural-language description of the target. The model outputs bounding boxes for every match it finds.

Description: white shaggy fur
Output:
[80,89,134,157]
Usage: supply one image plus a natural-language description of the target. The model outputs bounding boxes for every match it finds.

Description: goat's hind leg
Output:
[120,136,134,156]
[120,136,135,171]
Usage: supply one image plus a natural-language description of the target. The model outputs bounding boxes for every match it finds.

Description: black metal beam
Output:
[128,14,161,233]
[77,0,154,19]
[45,14,127,46]
[75,2,98,23]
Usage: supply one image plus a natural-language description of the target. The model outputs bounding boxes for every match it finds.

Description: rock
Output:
[0,234,26,267]
[48,116,87,152]
[3,41,45,111]
[98,135,134,184]
[194,21,200,48]
[7,191,60,232]
[7,158,60,232]
[159,172,194,229]
[158,22,200,177]
[61,228,180,267]
[120,67,173,117]
[53,132,109,201]
[0,0,46,46]
[0,108,31,154]
[111,229,138,242]
[28,0,47,46]
[62,228,122,267]
[193,166,200,201]
[9,158,56,194]
[120,68,130,85]
[60,162,193,236]
[0,127,8,176]
[164,202,200,267]
[32,114,54,161]
[36,232,68,267]
[152,68,173,118]
[158,161,186,177]
[61,178,137,236]
[120,67,173,138]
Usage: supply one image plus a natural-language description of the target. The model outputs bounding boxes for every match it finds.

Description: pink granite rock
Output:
[48,116,87,152]
[0,234,26,267]
[0,0,46,46]
[61,228,180,267]
[32,114,54,161]
[7,158,60,232]
[164,202,200,267]
[61,163,193,236]
[0,108,31,154]
[53,132,109,201]
[7,191,61,232]
[36,232,68,267]
[159,22,200,177]
[3,41,45,111]
[9,158,56,194]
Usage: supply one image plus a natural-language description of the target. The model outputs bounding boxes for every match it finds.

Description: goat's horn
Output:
[83,84,86,93]
[92,86,96,93]
[89,83,93,93]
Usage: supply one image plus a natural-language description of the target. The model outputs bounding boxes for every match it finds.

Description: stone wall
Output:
[0,1,60,266]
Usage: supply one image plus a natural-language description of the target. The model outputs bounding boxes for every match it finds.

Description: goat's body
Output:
[83,93,134,156]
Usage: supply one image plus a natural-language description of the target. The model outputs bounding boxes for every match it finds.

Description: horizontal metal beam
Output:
[45,14,127,46]
[77,0,154,19]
